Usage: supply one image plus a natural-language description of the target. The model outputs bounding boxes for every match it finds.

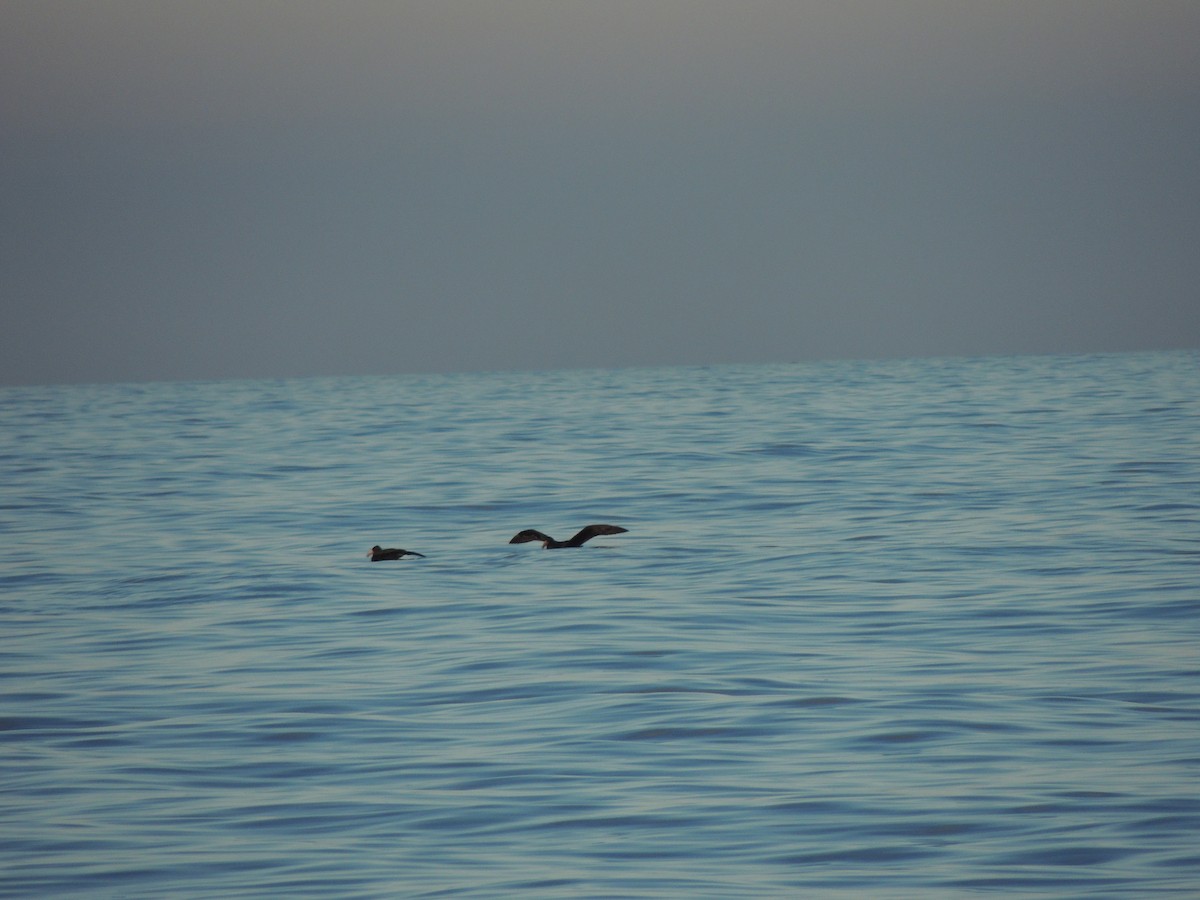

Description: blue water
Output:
[2,351,1198,897]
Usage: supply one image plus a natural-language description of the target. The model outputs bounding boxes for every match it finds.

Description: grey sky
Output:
[3,1,1198,386]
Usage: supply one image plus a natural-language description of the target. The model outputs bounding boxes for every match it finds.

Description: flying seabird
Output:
[508,524,628,549]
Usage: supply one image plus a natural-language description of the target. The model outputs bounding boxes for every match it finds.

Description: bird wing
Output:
[569,524,628,545]
[510,529,551,545]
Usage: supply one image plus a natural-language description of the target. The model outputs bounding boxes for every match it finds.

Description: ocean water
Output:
[2,350,1198,898]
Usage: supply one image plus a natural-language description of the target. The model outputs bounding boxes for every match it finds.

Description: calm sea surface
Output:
[2,351,1198,897]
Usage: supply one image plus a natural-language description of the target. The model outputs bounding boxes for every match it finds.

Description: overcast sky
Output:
[3,1,1198,386]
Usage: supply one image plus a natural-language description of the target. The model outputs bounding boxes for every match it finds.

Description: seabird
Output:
[508,524,628,549]
[368,545,426,561]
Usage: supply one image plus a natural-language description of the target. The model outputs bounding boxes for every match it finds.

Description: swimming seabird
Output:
[368,545,426,561]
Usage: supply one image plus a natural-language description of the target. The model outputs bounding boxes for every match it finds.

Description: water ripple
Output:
[2,351,1198,897]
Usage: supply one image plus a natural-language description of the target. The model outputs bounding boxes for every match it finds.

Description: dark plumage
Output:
[508,524,628,549]
[368,545,425,561]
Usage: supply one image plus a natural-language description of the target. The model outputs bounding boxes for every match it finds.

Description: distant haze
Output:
[3,1,1198,386]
